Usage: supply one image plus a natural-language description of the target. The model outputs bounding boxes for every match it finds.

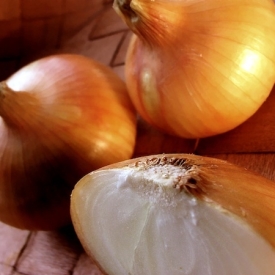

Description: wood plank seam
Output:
[12,232,32,274]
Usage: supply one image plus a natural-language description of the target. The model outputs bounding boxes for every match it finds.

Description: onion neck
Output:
[113,0,139,25]
[0,81,40,131]
[113,0,181,47]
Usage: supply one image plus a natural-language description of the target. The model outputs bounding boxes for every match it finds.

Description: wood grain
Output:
[0,223,29,266]
[16,226,82,275]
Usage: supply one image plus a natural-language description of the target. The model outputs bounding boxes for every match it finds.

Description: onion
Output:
[0,54,137,230]
[71,154,275,275]
[114,0,275,138]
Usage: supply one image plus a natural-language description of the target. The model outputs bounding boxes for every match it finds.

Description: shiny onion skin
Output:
[114,0,275,138]
[0,54,137,230]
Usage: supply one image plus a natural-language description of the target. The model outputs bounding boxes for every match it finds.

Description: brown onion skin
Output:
[0,54,137,230]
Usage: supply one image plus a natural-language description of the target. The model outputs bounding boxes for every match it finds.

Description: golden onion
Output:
[0,54,136,230]
[114,0,275,138]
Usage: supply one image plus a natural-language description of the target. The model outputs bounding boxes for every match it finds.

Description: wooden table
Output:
[1,4,275,275]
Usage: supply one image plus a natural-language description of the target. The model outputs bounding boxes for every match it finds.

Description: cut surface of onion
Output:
[71,154,275,275]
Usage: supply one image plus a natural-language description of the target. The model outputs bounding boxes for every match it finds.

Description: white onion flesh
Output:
[72,164,275,275]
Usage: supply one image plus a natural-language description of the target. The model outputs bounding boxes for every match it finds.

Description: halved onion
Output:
[71,154,275,275]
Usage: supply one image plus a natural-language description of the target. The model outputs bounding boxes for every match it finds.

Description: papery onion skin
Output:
[0,54,137,230]
[114,0,275,138]
[71,154,275,275]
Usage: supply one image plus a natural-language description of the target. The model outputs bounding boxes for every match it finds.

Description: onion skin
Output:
[114,0,275,138]
[72,154,275,249]
[0,54,137,230]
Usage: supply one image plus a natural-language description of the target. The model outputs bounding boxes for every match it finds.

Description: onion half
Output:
[71,154,275,275]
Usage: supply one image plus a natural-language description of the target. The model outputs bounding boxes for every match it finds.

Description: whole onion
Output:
[0,54,137,230]
[114,0,275,138]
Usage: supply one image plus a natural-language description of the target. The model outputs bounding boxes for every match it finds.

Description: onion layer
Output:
[71,154,275,275]
[0,54,137,230]
[114,0,275,138]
